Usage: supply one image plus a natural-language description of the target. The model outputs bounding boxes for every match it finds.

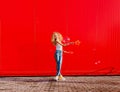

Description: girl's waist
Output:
[55,50,63,52]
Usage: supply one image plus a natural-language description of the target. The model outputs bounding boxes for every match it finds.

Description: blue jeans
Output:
[54,50,63,76]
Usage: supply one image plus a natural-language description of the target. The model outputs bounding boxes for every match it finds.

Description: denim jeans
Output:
[54,50,63,76]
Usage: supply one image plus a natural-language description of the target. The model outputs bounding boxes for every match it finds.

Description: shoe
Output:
[59,75,66,81]
[54,76,59,81]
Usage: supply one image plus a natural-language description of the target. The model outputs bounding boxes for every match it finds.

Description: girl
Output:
[51,32,74,81]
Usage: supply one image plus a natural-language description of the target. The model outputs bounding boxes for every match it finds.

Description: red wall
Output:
[0,0,120,76]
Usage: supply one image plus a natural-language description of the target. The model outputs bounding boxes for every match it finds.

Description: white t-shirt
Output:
[56,43,62,51]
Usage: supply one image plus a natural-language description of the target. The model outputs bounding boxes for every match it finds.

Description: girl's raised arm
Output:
[56,40,74,46]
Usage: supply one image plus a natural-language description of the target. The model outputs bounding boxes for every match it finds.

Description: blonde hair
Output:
[51,32,63,45]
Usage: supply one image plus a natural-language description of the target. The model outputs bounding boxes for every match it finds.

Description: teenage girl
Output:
[51,32,74,81]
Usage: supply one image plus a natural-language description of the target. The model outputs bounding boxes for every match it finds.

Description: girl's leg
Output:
[55,51,62,76]
[58,54,62,75]
[57,55,62,76]
[55,51,65,81]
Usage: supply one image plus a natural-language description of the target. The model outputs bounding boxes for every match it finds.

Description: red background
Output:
[0,0,120,76]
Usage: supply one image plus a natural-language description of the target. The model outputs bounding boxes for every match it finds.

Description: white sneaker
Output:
[61,77,66,81]
[59,75,66,81]
[54,76,59,81]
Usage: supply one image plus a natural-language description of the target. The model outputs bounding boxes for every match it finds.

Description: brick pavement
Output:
[0,76,120,92]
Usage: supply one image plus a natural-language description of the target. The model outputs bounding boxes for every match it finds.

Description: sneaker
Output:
[59,75,66,81]
[54,76,59,81]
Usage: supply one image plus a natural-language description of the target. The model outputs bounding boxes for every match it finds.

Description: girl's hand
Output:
[69,42,75,45]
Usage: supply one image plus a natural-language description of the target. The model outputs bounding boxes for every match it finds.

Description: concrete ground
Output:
[0,76,120,92]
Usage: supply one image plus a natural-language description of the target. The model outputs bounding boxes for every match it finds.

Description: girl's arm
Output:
[56,40,74,46]
[67,42,75,45]
[63,50,73,54]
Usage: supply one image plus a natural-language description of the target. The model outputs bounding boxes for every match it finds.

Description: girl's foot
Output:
[59,75,66,81]
[54,76,59,81]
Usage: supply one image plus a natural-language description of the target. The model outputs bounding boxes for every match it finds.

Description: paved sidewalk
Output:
[0,76,120,92]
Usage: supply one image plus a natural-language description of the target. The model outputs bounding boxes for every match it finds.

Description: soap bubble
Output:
[95,60,101,65]
[63,36,70,43]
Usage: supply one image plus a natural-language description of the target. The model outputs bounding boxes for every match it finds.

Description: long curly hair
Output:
[51,32,63,45]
